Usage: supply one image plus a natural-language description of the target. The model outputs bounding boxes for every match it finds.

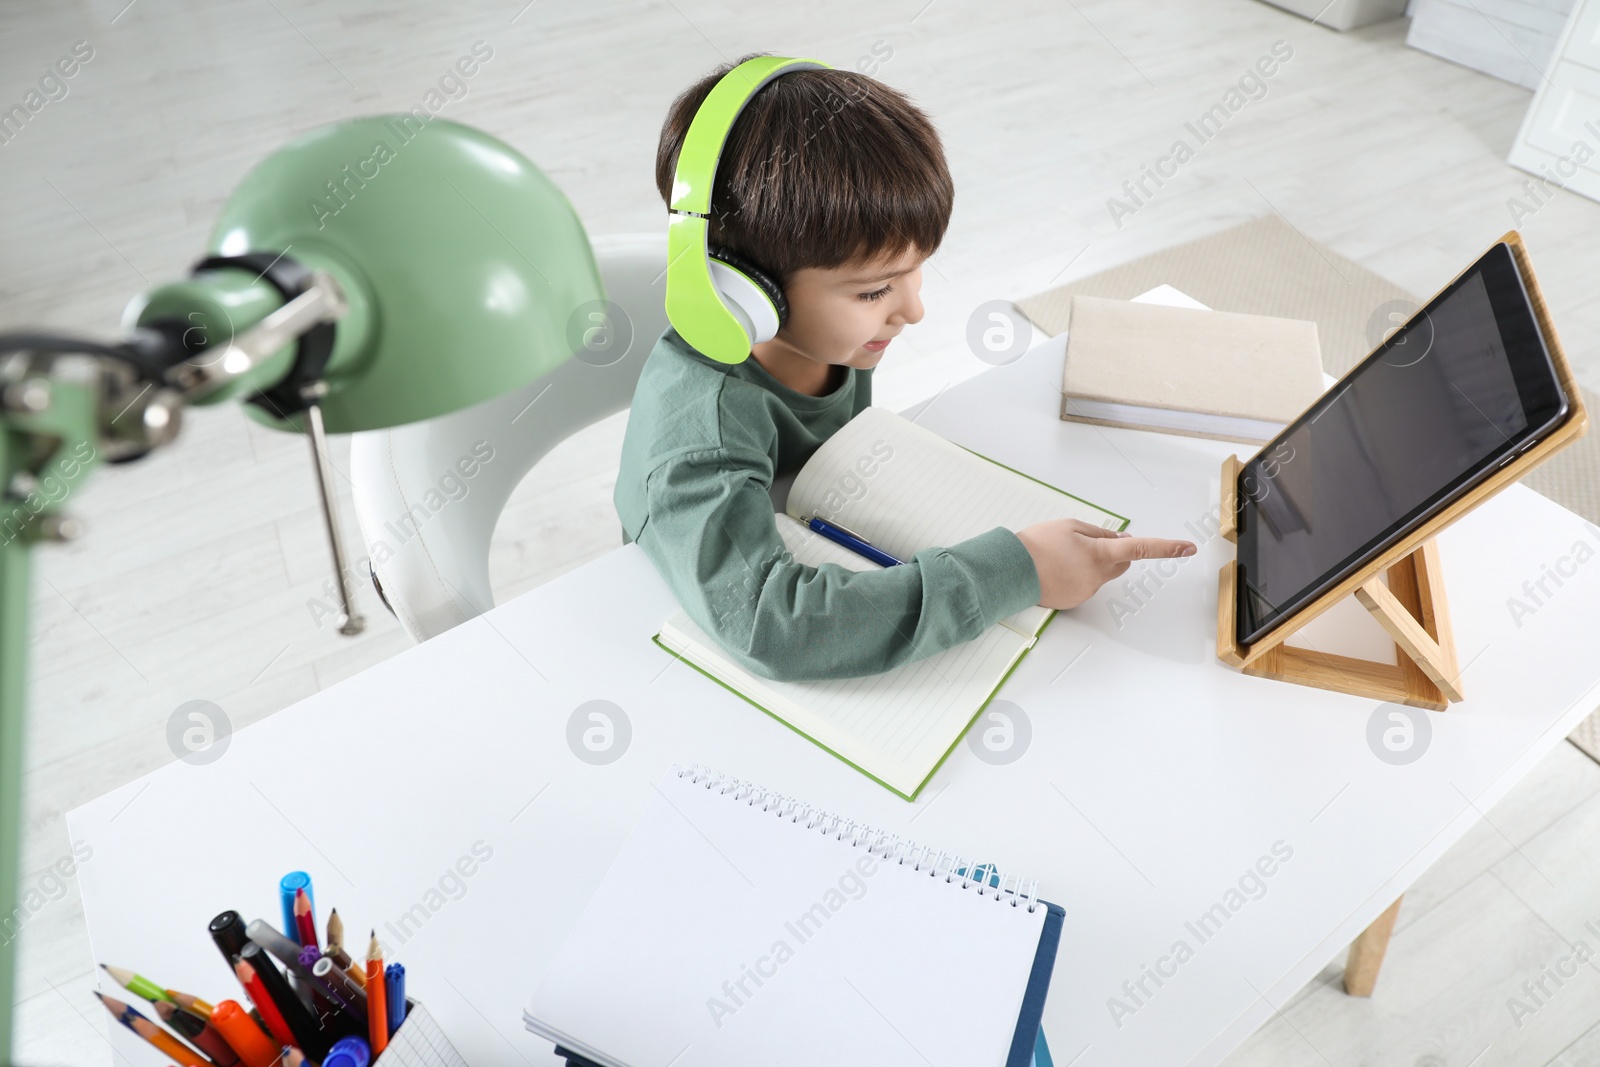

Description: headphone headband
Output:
[665,55,832,364]
[669,56,830,217]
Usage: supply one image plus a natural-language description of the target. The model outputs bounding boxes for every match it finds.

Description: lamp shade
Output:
[122,115,605,433]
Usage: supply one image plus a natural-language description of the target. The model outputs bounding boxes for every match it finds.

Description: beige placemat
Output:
[1016,214,1419,377]
[1015,214,1600,753]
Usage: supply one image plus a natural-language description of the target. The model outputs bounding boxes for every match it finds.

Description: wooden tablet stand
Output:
[1214,229,1588,713]
[1216,455,1462,711]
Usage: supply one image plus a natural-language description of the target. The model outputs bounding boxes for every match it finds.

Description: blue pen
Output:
[808,516,903,567]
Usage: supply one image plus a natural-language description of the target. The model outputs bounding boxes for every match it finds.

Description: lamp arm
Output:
[168,272,347,405]
[0,269,348,1063]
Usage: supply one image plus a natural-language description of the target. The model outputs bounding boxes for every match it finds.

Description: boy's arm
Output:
[638,446,1041,683]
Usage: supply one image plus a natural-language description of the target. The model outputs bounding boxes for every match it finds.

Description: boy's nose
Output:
[894,287,924,326]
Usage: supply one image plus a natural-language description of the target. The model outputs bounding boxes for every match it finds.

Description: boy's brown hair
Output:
[654,53,953,280]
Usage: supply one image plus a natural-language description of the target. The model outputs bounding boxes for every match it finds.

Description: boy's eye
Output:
[858,284,893,302]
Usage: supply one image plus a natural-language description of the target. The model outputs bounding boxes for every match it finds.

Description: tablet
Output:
[1234,241,1570,646]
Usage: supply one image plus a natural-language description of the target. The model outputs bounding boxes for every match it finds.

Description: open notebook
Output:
[524,766,1065,1067]
[653,405,1127,800]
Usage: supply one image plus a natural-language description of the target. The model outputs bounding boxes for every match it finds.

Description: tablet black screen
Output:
[1235,242,1568,645]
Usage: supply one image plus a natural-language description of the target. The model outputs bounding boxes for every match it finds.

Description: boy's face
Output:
[758,246,927,371]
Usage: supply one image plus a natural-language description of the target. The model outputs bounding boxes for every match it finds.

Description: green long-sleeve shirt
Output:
[614,327,1042,682]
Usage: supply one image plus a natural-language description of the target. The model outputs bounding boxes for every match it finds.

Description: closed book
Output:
[1059,292,1325,443]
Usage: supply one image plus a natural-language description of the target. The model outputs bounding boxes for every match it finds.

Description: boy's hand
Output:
[1015,519,1197,610]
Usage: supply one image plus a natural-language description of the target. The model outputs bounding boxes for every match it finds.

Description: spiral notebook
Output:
[524,767,1064,1067]
[653,406,1128,800]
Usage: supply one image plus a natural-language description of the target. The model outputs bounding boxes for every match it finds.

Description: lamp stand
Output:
[0,532,28,1063]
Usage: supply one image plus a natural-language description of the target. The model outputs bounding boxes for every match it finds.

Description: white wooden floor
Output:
[4,1,1600,1064]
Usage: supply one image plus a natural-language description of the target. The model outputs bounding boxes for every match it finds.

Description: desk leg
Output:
[1343,895,1403,996]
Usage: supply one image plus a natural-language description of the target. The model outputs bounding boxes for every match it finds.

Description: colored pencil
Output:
[166,989,216,1020]
[365,931,388,1055]
[292,888,318,951]
[233,958,296,1048]
[210,1000,281,1067]
[99,963,174,1005]
[325,907,344,955]
[95,992,211,1067]
[155,1000,241,1067]
[281,1048,306,1067]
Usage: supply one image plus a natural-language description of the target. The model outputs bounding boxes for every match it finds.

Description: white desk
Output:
[69,333,1600,1067]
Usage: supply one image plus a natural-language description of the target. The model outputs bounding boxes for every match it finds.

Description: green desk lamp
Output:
[0,115,603,1060]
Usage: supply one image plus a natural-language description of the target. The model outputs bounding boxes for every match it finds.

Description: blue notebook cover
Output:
[1034,1025,1055,1067]
[1008,900,1065,1067]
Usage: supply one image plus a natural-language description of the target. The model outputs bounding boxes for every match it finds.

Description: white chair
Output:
[349,232,669,642]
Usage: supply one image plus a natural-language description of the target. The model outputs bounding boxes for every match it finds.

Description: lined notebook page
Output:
[658,516,1032,799]
[786,407,1126,635]
[524,768,1048,1067]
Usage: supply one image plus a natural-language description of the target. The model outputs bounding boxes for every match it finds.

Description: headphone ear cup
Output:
[708,246,788,344]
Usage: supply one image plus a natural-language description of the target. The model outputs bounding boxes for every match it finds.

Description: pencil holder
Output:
[374,1001,470,1066]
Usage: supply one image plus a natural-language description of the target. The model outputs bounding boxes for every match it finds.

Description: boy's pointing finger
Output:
[1101,536,1198,563]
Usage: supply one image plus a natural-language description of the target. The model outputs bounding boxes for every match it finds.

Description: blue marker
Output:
[385,962,407,1035]
[279,871,313,944]
[322,1035,371,1067]
[808,516,903,567]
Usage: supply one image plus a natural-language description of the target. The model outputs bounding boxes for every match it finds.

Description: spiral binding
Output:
[673,763,1042,913]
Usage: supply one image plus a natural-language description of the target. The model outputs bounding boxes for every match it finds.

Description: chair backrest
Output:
[349,232,669,642]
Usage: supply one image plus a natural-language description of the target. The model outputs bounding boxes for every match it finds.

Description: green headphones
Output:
[665,55,832,364]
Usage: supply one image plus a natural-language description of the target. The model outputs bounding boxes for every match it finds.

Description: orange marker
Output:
[210,1000,280,1067]
[94,992,210,1066]
[365,930,388,1055]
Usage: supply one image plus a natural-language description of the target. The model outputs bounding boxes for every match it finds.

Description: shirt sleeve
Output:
[636,445,1042,682]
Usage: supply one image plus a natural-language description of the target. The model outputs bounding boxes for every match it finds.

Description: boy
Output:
[615,55,1196,683]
